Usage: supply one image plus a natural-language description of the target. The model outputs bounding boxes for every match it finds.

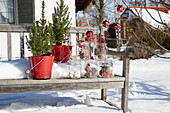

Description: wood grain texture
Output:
[0,77,125,93]
[7,32,12,60]
[0,25,97,33]
[121,58,130,113]
[101,89,107,102]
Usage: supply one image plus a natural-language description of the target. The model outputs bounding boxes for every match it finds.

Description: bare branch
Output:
[150,0,170,9]
[144,25,170,52]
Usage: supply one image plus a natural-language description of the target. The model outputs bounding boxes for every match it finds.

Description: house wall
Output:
[0,0,76,61]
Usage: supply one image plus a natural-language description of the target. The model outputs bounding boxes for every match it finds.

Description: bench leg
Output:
[101,88,107,102]
[121,58,130,113]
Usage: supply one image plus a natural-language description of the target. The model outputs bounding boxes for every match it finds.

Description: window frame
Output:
[0,0,15,24]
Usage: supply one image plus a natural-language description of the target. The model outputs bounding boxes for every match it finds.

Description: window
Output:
[0,0,14,24]
[0,0,34,24]
[17,0,34,24]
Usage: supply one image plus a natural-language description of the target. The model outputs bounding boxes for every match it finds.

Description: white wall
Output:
[34,0,76,27]
[0,33,8,60]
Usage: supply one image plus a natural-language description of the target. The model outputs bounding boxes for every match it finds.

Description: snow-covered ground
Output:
[0,53,170,113]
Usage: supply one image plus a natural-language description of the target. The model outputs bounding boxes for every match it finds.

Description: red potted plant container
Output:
[52,0,72,63]
[26,1,54,79]
[52,45,72,63]
[28,56,54,79]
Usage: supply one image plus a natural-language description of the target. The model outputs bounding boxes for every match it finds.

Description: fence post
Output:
[20,32,25,58]
[7,32,12,60]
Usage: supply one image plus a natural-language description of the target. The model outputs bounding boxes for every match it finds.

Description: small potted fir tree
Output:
[52,0,72,63]
[26,1,54,79]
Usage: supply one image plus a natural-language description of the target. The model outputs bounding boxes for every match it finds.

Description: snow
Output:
[130,8,170,29]
[0,53,170,113]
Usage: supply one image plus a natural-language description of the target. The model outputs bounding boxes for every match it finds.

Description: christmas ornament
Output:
[85,37,97,41]
[78,40,85,47]
[102,20,109,27]
[92,37,97,41]
[85,37,90,41]
[106,34,110,37]
[98,38,107,43]
[117,5,124,12]
[86,31,93,37]
[114,23,121,30]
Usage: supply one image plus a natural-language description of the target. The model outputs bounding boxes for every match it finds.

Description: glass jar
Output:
[95,43,107,60]
[81,60,98,78]
[98,60,114,78]
[78,42,90,60]
[67,60,81,78]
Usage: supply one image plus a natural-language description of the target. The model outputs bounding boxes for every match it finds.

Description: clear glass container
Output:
[78,42,90,60]
[67,60,81,78]
[97,60,114,78]
[81,60,98,78]
[95,43,107,60]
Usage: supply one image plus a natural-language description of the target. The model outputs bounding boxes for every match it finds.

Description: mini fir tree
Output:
[52,0,72,45]
[26,1,54,56]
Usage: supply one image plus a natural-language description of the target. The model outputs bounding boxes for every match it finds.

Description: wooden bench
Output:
[0,54,130,113]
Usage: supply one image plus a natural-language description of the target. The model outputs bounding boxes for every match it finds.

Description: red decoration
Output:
[90,37,93,41]
[114,23,121,30]
[102,20,109,27]
[117,5,124,12]
[93,37,97,41]
[106,34,110,37]
[86,55,90,60]
[85,37,90,41]
[102,72,112,78]
[102,72,107,77]
[78,40,85,47]
[86,31,93,37]
[98,38,107,43]
[85,37,97,42]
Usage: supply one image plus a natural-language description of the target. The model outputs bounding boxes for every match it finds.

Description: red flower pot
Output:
[52,45,72,63]
[28,56,54,79]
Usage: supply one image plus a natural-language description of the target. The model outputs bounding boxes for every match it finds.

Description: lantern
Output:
[86,31,93,37]
[114,23,121,30]
[117,5,124,12]
[102,20,109,27]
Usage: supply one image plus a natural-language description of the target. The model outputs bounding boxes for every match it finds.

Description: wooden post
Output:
[121,57,130,113]
[20,32,25,58]
[7,32,12,60]
[101,89,107,102]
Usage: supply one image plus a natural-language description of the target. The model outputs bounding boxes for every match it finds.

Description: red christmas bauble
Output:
[86,31,93,37]
[85,37,90,41]
[78,40,85,47]
[93,37,97,41]
[102,20,109,27]
[117,5,124,12]
[114,23,121,30]
[89,37,93,41]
